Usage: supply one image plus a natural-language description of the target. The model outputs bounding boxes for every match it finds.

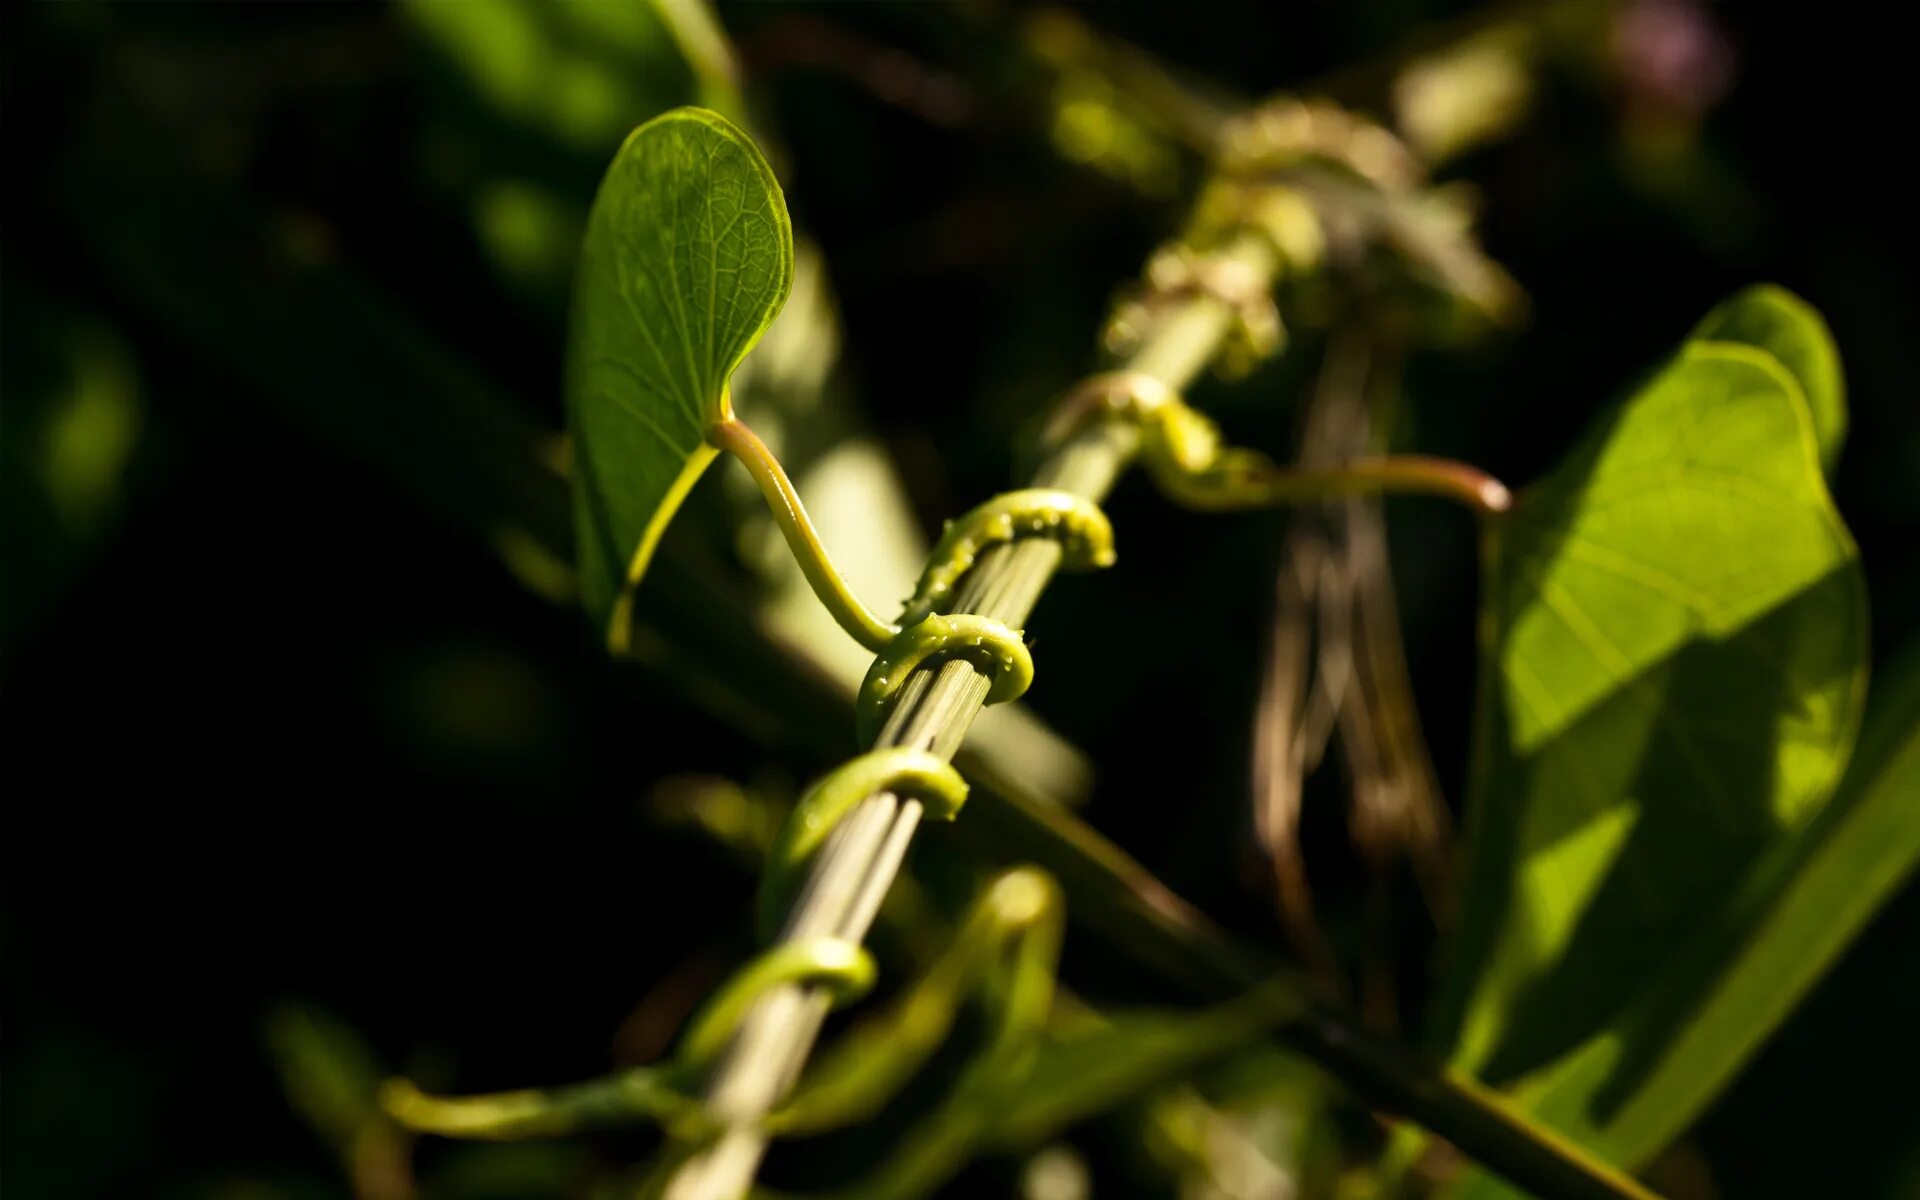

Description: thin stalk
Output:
[1159,453,1513,516]
[710,414,899,654]
[651,0,749,126]
[662,231,1653,1200]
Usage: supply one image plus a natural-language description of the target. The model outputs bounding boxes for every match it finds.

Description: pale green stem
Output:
[650,0,748,125]
[710,415,900,653]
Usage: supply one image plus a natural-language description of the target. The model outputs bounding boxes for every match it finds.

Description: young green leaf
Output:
[1691,284,1845,472]
[567,106,794,650]
[1439,314,1867,1097]
[1449,643,1919,1199]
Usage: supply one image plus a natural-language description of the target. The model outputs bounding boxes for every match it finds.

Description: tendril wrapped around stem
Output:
[857,614,1035,746]
[898,489,1116,630]
[758,749,969,938]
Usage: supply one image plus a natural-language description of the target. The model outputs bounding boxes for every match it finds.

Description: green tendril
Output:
[711,416,900,653]
[382,868,1067,1151]
[383,936,874,1143]
[1044,371,1510,517]
[768,866,1064,1139]
[758,749,970,939]
[898,489,1117,628]
[380,1069,692,1142]
[858,614,1035,746]
[676,936,876,1070]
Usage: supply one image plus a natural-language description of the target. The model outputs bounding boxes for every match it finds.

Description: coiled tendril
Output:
[898,489,1115,629]
[851,486,1120,746]
[383,473,1112,1144]
[857,614,1035,746]
[758,749,969,938]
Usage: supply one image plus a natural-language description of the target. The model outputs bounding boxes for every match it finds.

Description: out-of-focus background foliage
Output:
[4,3,1917,1198]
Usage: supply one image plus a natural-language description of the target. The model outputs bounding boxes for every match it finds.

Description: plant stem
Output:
[658,241,1259,1200]
[710,414,900,654]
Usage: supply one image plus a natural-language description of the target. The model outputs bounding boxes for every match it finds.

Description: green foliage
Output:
[986,996,1290,1147]
[25,4,1914,1197]
[567,107,794,649]
[1439,288,1869,1171]
[1691,284,1847,473]
[0,285,141,656]
[264,1003,388,1154]
[1453,642,1920,1197]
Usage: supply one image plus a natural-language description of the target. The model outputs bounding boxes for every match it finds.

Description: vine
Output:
[390,75,1651,1200]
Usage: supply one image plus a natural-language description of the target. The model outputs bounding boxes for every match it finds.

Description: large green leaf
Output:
[1439,314,1868,1095]
[1691,284,1846,472]
[567,107,794,650]
[1451,642,1920,1198]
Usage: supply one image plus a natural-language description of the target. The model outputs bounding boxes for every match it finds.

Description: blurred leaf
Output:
[427,1142,594,1200]
[1394,25,1536,167]
[265,1002,386,1155]
[0,283,142,656]
[1452,641,1920,1197]
[472,178,586,305]
[567,107,794,649]
[1691,284,1846,472]
[986,996,1285,1148]
[403,0,692,152]
[262,1002,416,1200]
[1441,304,1868,1100]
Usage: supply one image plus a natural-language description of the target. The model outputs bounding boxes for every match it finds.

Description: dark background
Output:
[4,3,1917,1198]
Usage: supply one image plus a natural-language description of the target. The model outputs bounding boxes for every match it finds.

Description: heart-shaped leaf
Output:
[1438,299,1867,1104]
[1691,284,1846,472]
[567,106,794,650]
[1450,642,1919,1199]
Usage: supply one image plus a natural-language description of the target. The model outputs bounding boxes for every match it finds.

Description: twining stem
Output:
[666,231,1653,1200]
[709,413,900,653]
[1158,452,1512,516]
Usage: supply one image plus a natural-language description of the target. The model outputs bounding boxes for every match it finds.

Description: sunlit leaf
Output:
[567,107,794,650]
[1691,284,1846,472]
[1452,645,1918,1198]
[1440,310,1868,1099]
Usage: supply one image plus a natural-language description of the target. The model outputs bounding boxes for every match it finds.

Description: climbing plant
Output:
[367,9,1914,1200]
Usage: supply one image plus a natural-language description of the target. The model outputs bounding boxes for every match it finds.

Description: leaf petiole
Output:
[710,412,902,653]
[1153,450,1513,516]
